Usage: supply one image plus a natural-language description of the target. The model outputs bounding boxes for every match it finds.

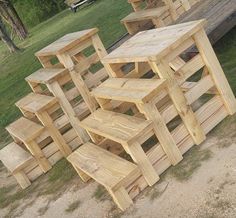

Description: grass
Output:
[92,185,108,201]
[0,0,132,148]
[65,200,81,213]
[165,146,212,181]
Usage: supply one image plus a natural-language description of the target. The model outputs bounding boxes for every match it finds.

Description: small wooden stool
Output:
[101,20,236,148]
[35,29,109,113]
[124,0,200,34]
[6,117,52,172]
[0,142,39,189]
[15,93,73,157]
[67,142,140,211]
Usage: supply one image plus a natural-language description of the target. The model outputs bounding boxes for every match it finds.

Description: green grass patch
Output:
[65,200,81,213]
[39,159,77,196]
[166,146,212,181]
[92,185,108,201]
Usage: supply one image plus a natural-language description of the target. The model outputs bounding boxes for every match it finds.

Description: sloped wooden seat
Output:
[80,109,153,144]
[0,142,36,188]
[67,142,140,210]
[6,117,44,143]
[121,6,169,34]
[15,93,57,114]
[92,78,167,104]
[25,68,68,85]
[122,6,169,23]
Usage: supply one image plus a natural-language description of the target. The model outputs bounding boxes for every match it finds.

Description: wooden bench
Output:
[0,142,38,189]
[67,142,140,210]
[80,109,160,186]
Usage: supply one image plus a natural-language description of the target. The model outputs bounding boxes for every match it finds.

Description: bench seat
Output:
[0,142,37,188]
[67,142,140,210]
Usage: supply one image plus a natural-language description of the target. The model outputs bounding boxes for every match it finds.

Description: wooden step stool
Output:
[25,68,90,143]
[15,93,73,157]
[35,28,109,113]
[67,142,140,211]
[80,109,161,186]
[100,19,236,198]
[0,142,40,189]
[123,0,200,34]
[6,117,52,173]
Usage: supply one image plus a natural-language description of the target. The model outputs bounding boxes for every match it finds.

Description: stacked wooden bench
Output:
[0,19,235,212]
[0,28,110,188]
[122,0,200,34]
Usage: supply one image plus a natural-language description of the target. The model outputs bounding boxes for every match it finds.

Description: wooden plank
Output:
[36,111,72,157]
[137,102,183,165]
[193,29,236,115]
[149,60,206,145]
[67,142,139,190]
[6,117,44,143]
[80,109,153,145]
[0,142,35,173]
[48,81,89,143]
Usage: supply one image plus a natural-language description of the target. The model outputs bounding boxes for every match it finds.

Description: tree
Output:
[0,0,28,40]
[0,16,19,52]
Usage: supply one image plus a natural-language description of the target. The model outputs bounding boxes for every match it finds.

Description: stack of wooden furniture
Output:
[67,20,236,210]
[122,0,200,34]
[0,28,110,189]
[0,19,235,212]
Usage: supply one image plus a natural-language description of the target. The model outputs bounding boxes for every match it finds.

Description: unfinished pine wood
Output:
[6,117,51,172]
[67,142,140,210]
[92,78,167,103]
[15,93,72,157]
[48,81,90,143]
[93,77,182,165]
[123,0,199,34]
[102,20,206,64]
[35,29,98,57]
[0,142,35,173]
[80,109,159,185]
[149,60,206,145]
[193,29,236,115]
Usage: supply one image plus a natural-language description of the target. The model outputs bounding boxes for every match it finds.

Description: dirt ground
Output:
[1,116,236,218]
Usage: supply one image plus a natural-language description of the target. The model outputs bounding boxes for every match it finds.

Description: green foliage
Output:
[12,0,66,27]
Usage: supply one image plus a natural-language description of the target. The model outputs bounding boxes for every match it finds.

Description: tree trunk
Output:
[0,17,19,52]
[0,0,28,40]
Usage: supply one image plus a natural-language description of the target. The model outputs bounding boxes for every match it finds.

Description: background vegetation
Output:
[12,0,66,27]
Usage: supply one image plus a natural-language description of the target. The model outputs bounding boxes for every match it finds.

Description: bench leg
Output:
[124,142,159,186]
[108,186,133,211]
[14,171,31,189]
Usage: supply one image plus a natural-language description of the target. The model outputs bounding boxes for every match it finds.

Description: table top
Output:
[25,68,68,84]
[16,93,57,113]
[102,19,206,63]
[6,117,44,143]
[35,28,98,57]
